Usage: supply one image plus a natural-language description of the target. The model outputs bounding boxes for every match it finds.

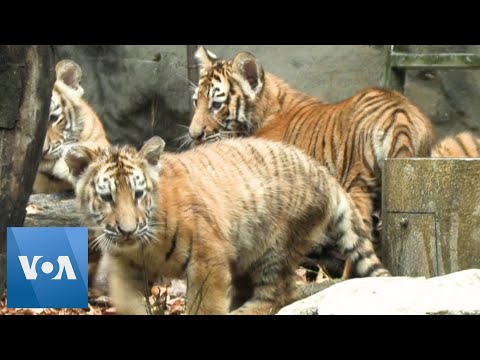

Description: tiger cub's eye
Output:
[100,194,113,202]
[211,101,222,110]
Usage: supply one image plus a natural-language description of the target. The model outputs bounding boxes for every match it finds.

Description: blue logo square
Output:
[7,227,88,309]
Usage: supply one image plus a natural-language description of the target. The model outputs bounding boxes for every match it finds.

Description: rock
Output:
[277,269,480,315]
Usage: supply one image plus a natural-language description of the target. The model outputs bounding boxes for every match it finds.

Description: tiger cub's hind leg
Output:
[229,248,298,315]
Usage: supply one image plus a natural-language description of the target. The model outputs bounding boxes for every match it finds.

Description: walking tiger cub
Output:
[187,47,435,274]
[431,131,480,158]
[66,136,390,315]
[33,59,110,194]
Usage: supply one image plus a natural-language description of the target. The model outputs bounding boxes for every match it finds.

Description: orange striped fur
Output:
[432,131,480,158]
[66,137,389,315]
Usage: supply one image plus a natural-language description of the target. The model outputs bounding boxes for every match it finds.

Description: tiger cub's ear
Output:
[56,60,83,91]
[195,46,218,72]
[232,52,264,97]
[139,136,165,167]
[65,145,98,178]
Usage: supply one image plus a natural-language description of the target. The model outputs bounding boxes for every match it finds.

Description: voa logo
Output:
[18,255,77,280]
[7,227,88,309]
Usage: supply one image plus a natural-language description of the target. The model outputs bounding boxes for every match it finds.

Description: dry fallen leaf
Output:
[0,279,189,316]
[167,298,185,315]
[26,204,43,215]
[103,307,117,315]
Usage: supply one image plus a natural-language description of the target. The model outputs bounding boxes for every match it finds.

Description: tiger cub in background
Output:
[66,136,390,315]
[187,47,435,277]
[33,60,110,194]
[431,131,480,157]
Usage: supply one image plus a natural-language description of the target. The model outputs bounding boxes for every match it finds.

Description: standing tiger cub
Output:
[66,136,389,315]
[188,47,435,265]
[33,60,110,194]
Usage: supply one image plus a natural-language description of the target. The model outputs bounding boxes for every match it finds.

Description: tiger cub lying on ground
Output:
[66,136,390,315]
[431,131,480,158]
[33,59,110,194]
[187,47,435,277]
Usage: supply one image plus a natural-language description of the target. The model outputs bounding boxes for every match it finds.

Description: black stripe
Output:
[165,225,178,261]
[391,144,413,158]
[289,110,315,145]
[39,170,61,181]
[197,151,216,172]
[362,263,385,277]
[363,249,377,258]
[311,108,335,159]
[352,89,375,108]
[457,136,471,157]
[284,103,316,142]
[267,144,280,177]
[176,159,191,174]
[345,170,372,193]
[235,97,241,122]
[246,143,268,171]
[339,130,357,184]
[306,108,331,157]
[353,95,391,115]
[227,144,258,175]
[334,213,345,228]
[355,99,404,121]
[323,108,338,171]
[181,239,193,272]
[389,128,414,158]
[214,146,253,213]
[359,104,401,135]
[277,88,287,107]
[381,109,408,142]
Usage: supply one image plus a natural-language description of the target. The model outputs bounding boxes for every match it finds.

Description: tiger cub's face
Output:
[187,47,265,146]
[65,137,165,253]
[42,60,85,160]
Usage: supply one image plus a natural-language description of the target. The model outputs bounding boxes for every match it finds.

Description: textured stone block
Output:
[382,158,480,276]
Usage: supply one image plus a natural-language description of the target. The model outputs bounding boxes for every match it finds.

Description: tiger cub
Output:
[66,136,390,315]
[431,131,480,158]
[33,60,110,194]
[187,47,435,277]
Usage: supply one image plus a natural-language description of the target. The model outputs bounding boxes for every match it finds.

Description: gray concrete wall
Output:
[53,45,480,150]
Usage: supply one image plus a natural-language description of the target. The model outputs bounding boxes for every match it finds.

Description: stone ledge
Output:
[278,269,480,315]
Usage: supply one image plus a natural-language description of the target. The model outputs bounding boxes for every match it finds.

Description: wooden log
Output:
[24,193,80,227]
[0,45,55,296]
[25,193,103,287]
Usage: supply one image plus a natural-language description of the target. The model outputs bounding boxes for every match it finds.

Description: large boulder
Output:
[278,269,480,315]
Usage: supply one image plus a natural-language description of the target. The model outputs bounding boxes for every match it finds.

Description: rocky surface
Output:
[278,269,480,315]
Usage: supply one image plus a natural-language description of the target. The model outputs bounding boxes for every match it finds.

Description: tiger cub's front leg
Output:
[108,255,149,315]
[185,257,232,315]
